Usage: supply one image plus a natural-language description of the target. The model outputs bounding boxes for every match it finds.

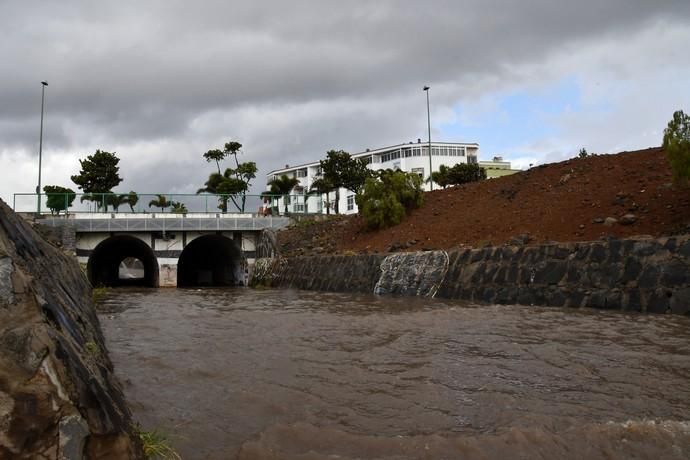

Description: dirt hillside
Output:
[278,147,690,256]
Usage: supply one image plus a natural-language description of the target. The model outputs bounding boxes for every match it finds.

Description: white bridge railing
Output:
[40,214,291,232]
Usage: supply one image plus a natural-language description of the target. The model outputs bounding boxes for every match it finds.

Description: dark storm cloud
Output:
[1,0,689,200]
[3,1,689,141]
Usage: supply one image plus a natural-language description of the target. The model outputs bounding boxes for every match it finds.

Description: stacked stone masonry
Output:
[258,235,690,315]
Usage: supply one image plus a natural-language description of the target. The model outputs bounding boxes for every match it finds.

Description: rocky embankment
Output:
[0,200,142,459]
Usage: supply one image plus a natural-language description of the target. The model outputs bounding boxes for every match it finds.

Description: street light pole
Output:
[37,81,48,214]
[423,85,433,191]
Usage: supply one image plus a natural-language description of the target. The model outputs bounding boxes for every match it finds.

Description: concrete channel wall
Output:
[253,234,690,314]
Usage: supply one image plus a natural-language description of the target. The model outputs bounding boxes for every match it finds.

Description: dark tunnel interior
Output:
[177,234,243,287]
[87,235,159,287]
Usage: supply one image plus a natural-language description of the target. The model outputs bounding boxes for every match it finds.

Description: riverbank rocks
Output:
[0,199,142,459]
[256,234,690,315]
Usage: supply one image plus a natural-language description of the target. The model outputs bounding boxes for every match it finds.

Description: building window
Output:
[468,155,478,164]
[347,195,354,211]
[381,152,391,162]
[432,147,440,156]
[297,168,307,178]
[411,167,424,178]
[391,150,400,160]
[413,148,421,156]
[403,148,412,158]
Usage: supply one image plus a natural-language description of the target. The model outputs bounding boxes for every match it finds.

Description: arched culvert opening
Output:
[87,236,159,287]
[177,235,243,287]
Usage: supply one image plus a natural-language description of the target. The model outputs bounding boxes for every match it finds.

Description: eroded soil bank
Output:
[278,147,690,256]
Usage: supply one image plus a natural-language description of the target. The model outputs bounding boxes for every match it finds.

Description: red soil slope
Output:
[278,147,690,256]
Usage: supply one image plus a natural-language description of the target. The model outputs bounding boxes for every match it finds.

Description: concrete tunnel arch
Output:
[87,235,159,287]
[177,234,244,287]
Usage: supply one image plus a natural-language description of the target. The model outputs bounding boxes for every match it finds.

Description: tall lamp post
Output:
[37,81,48,214]
[423,85,433,191]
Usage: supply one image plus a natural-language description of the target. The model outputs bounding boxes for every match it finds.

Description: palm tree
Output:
[107,194,130,212]
[148,194,171,212]
[170,201,188,214]
[80,193,110,212]
[197,170,246,212]
[268,174,300,215]
[309,177,335,215]
[127,191,139,212]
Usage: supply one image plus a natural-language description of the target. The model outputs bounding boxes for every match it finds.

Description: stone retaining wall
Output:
[254,234,690,314]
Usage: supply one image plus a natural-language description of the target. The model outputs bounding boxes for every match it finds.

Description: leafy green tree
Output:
[355,169,424,230]
[170,201,188,214]
[430,165,452,189]
[126,191,139,212]
[446,163,487,186]
[43,185,76,215]
[578,148,589,158]
[197,171,248,212]
[198,141,257,212]
[662,110,690,185]
[268,175,300,215]
[70,150,123,211]
[148,194,171,212]
[320,150,372,214]
[309,177,335,215]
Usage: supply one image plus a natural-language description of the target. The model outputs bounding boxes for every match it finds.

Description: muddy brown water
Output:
[99,289,690,459]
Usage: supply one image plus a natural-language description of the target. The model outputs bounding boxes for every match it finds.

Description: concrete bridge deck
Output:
[40,213,290,232]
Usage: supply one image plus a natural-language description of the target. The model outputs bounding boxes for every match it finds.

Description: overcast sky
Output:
[2,0,689,207]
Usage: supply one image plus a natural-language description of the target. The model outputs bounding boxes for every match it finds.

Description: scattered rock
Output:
[509,234,532,245]
[592,217,605,224]
[619,214,637,225]
[604,217,618,226]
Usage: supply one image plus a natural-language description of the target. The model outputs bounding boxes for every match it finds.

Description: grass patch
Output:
[84,341,99,356]
[92,287,109,305]
[138,428,181,460]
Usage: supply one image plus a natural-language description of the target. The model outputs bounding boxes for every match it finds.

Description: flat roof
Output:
[266,141,480,176]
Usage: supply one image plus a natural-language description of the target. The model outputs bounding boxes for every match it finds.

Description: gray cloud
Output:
[1,0,689,203]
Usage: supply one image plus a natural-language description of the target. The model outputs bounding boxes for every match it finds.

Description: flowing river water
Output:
[99,288,690,459]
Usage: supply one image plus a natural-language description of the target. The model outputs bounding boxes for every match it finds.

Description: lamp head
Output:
[41,81,48,86]
[423,86,430,91]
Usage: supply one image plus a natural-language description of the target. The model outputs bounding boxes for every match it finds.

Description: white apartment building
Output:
[266,141,479,215]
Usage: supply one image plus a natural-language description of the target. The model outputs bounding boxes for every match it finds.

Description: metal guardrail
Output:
[40,215,291,232]
[13,192,325,216]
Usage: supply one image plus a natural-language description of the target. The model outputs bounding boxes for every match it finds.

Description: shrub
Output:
[43,185,76,215]
[663,110,690,185]
[356,170,424,230]
[446,163,487,185]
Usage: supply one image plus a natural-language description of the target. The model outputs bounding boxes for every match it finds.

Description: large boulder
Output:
[0,200,142,459]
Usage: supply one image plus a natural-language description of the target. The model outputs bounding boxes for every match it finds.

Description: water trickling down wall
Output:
[255,235,690,314]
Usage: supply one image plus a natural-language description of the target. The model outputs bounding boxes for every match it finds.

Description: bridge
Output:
[37,212,289,288]
[13,191,307,288]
